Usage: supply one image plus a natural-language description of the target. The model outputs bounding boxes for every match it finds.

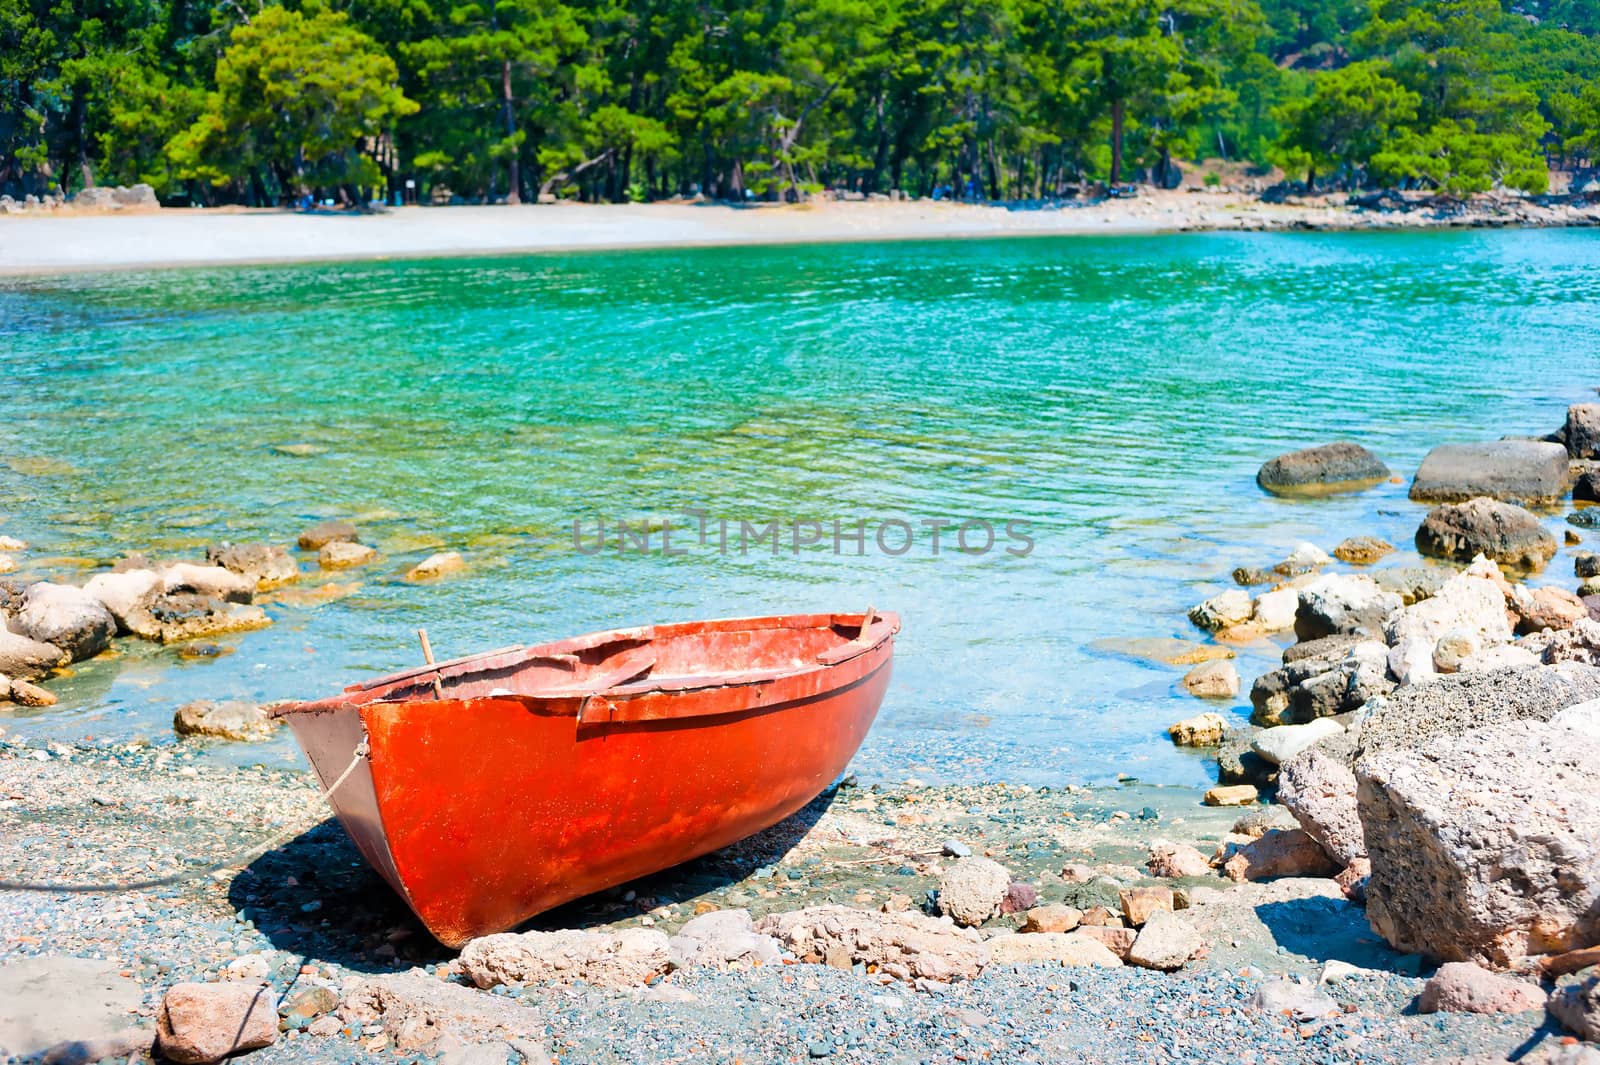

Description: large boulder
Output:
[1357,713,1600,967]
[1565,404,1600,460]
[1256,443,1390,496]
[754,906,987,982]
[1415,498,1558,570]
[1277,748,1365,867]
[1356,662,1600,756]
[0,627,67,680]
[458,928,670,989]
[1409,441,1572,505]
[14,582,115,662]
[1295,574,1402,642]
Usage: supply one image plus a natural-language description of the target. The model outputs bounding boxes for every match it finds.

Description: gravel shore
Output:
[0,735,1567,1064]
[1,193,1597,275]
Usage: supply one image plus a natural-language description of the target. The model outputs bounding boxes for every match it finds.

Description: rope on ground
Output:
[0,741,369,894]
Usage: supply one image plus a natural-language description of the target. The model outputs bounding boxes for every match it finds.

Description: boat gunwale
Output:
[270,610,899,718]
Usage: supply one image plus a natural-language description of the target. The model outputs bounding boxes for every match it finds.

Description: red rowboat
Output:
[272,609,898,947]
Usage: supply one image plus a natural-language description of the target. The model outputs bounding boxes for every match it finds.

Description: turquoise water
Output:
[3,229,1598,786]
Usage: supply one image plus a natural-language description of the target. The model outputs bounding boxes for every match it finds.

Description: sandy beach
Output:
[3,193,1597,275]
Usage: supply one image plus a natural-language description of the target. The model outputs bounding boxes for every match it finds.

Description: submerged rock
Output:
[297,520,358,550]
[1415,498,1558,569]
[1357,713,1600,967]
[206,543,299,590]
[320,541,378,569]
[408,551,466,580]
[1333,536,1393,565]
[126,592,270,643]
[1409,440,1571,505]
[1182,660,1239,698]
[1256,443,1390,496]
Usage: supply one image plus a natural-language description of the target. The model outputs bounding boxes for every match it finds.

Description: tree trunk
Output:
[502,59,521,205]
[1110,99,1125,186]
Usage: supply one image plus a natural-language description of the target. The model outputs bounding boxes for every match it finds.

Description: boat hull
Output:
[281,612,895,947]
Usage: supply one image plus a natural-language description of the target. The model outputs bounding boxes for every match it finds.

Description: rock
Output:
[83,569,161,631]
[1578,553,1600,579]
[0,554,13,575]
[754,906,987,983]
[1251,718,1342,766]
[320,542,378,569]
[1216,728,1277,787]
[1565,404,1600,459]
[985,932,1122,968]
[10,677,56,706]
[155,983,277,1064]
[1384,563,1514,648]
[1257,443,1390,496]
[124,592,271,643]
[1374,565,1452,605]
[408,552,466,580]
[1550,974,1600,1041]
[1020,904,1081,933]
[936,857,1011,926]
[1357,662,1600,756]
[160,563,254,603]
[1146,840,1210,878]
[1251,587,1299,632]
[15,583,115,662]
[297,520,358,550]
[206,543,299,590]
[1182,660,1239,699]
[1462,642,1546,673]
[0,628,66,680]
[0,955,146,1063]
[1418,962,1547,1013]
[1252,978,1339,1020]
[1546,618,1600,665]
[1295,574,1402,641]
[1188,589,1252,632]
[667,909,781,969]
[941,840,971,857]
[1512,585,1588,633]
[1578,472,1600,503]
[1167,712,1227,747]
[1001,882,1037,914]
[1273,542,1332,577]
[1118,886,1173,927]
[1232,565,1272,586]
[1277,749,1365,867]
[1432,629,1481,673]
[1416,498,1558,570]
[1072,925,1136,959]
[1410,441,1571,505]
[1357,715,1600,967]
[279,985,339,1023]
[338,970,545,1053]
[0,535,26,551]
[459,928,670,989]
[1203,784,1258,806]
[1333,536,1394,565]
[1231,806,1299,838]
[1126,910,1204,971]
[173,700,277,741]
[1222,828,1339,882]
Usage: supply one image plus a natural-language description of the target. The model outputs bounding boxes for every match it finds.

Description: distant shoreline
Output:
[1,193,1597,276]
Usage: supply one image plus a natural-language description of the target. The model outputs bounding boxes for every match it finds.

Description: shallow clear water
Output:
[3,229,1598,785]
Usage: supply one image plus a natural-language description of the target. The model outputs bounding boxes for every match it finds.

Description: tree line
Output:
[2,0,1598,205]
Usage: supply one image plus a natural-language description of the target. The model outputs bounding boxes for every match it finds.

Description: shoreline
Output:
[2,194,1598,276]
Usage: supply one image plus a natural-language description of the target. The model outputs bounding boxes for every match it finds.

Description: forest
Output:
[2,0,1599,205]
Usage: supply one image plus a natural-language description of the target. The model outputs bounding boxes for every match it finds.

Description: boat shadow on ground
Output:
[229,786,841,972]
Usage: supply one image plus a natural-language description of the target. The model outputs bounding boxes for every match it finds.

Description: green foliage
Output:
[4,0,1598,202]
[167,7,417,196]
